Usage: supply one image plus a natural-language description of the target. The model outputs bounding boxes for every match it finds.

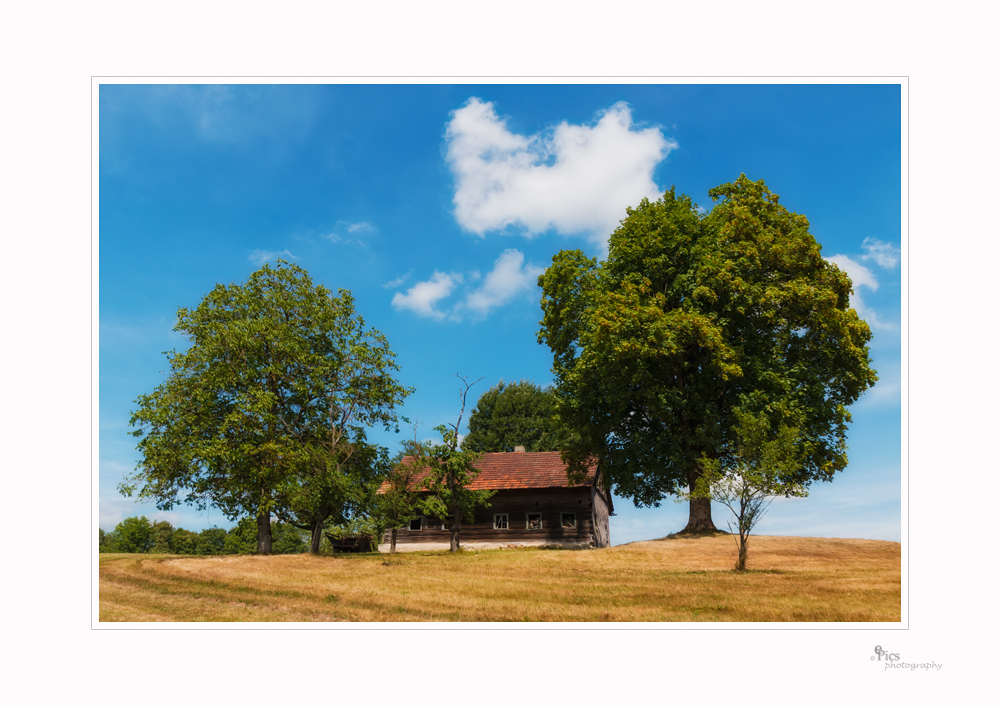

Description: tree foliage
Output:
[122,261,410,553]
[274,433,390,553]
[375,436,425,554]
[215,519,308,554]
[98,516,307,555]
[412,376,494,552]
[417,426,494,552]
[170,528,198,555]
[685,409,809,570]
[538,175,877,531]
[111,515,155,553]
[463,380,567,453]
[150,520,175,553]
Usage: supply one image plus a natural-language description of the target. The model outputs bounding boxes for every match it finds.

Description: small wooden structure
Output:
[376,449,613,552]
[324,533,374,553]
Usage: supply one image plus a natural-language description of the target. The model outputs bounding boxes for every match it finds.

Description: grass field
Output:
[98,533,901,622]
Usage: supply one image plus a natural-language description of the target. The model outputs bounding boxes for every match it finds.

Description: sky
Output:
[98,82,902,544]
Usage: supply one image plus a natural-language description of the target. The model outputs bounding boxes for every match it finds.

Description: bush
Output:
[113,516,155,553]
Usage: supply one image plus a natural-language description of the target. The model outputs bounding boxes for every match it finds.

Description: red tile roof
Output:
[378,451,597,493]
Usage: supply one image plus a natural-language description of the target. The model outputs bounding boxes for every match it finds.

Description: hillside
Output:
[98,533,901,622]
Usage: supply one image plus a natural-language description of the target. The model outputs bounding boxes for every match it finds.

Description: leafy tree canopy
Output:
[408,375,494,552]
[416,425,495,550]
[150,520,174,554]
[273,432,390,553]
[685,408,809,570]
[110,515,155,553]
[122,261,410,553]
[375,438,425,554]
[538,175,877,531]
[463,380,567,453]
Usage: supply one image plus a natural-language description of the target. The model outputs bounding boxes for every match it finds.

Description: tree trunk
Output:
[450,498,461,552]
[735,535,748,571]
[390,528,397,554]
[256,511,273,554]
[309,521,324,554]
[681,470,718,533]
[682,496,717,532]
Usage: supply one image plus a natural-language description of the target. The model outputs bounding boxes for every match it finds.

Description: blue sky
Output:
[99,82,902,543]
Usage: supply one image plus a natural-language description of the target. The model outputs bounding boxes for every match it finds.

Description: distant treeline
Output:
[99,515,310,555]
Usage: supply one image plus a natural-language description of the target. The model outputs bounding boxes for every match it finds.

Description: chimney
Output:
[514,445,526,453]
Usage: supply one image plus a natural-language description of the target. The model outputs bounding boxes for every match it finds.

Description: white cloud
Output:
[391,249,545,321]
[391,271,463,320]
[827,254,878,292]
[343,220,375,234]
[826,254,893,330]
[324,233,359,246]
[322,221,377,246]
[248,248,296,266]
[445,98,675,245]
[383,272,411,289]
[861,237,900,269]
[462,249,545,317]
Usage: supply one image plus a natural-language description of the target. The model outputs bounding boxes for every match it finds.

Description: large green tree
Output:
[537,175,877,532]
[463,380,567,453]
[122,261,410,553]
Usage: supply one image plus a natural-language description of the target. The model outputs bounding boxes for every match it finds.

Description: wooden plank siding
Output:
[383,487,599,547]
[591,484,611,548]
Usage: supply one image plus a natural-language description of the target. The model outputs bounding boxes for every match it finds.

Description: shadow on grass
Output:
[684,568,787,575]
[655,530,733,540]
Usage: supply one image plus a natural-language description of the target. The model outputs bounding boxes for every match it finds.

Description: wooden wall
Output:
[591,485,611,548]
[387,487,597,545]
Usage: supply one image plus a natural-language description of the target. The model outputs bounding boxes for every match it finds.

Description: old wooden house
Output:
[378,448,613,551]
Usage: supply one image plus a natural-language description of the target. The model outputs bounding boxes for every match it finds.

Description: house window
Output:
[494,514,509,530]
[526,512,542,530]
[442,516,453,530]
[409,517,422,531]
[561,512,576,529]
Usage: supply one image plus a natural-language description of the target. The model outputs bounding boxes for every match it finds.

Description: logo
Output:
[869,645,942,671]
[872,645,900,662]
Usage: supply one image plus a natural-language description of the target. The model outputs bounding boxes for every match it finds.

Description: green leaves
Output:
[538,176,877,520]
[686,409,810,570]
[418,425,493,524]
[463,380,567,453]
[124,260,412,552]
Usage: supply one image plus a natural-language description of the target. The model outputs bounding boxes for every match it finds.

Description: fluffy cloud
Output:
[463,249,546,317]
[391,271,463,320]
[826,254,892,330]
[827,254,878,292]
[445,98,675,244]
[390,249,544,321]
[861,237,900,269]
[248,248,296,266]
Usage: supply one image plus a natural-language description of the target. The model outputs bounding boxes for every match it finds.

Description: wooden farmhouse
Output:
[377,448,613,552]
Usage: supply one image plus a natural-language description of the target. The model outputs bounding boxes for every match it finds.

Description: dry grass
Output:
[99,534,900,622]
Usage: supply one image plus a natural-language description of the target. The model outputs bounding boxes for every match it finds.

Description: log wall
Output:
[591,485,611,548]
[386,487,597,546]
